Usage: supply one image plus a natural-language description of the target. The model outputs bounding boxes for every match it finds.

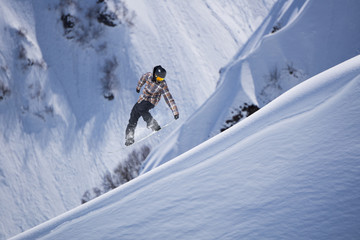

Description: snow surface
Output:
[7,0,360,238]
[0,0,275,239]
[10,54,360,240]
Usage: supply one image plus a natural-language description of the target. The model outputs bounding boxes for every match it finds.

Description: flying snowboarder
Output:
[125,65,179,146]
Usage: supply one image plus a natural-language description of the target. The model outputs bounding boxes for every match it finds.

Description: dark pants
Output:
[125,101,156,140]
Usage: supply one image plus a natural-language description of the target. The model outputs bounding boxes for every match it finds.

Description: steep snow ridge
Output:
[11,55,360,240]
[141,0,360,173]
[228,0,308,63]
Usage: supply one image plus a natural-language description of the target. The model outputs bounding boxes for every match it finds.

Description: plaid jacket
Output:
[136,72,179,116]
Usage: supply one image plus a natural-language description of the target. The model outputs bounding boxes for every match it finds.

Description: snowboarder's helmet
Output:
[153,65,166,81]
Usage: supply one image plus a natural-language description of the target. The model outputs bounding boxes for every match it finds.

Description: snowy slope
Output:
[11,55,360,240]
[0,0,275,239]
[141,0,360,173]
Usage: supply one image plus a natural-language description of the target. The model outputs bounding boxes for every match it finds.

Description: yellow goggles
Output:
[155,75,164,81]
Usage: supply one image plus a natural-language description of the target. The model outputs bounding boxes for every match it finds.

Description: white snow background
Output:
[0,0,359,239]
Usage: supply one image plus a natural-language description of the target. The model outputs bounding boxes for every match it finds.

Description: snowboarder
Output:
[125,65,179,146]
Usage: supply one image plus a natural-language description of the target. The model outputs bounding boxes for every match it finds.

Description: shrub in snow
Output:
[18,45,45,70]
[260,63,306,105]
[44,105,54,117]
[285,62,299,78]
[103,92,114,101]
[269,66,281,84]
[102,171,118,192]
[81,145,151,204]
[60,13,76,35]
[97,2,118,27]
[271,22,281,33]
[101,57,118,100]
[221,103,259,132]
[16,29,46,70]
[113,147,150,183]
[58,0,135,43]
[81,187,103,204]
[0,63,11,101]
[97,0,135,27]
[0,83,11,101]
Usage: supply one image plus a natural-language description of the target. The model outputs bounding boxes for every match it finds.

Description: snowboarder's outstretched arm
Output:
[162,83,179,119]
[136,72,151,92]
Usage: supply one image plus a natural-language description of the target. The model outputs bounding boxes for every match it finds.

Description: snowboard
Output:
[125,120,174,147]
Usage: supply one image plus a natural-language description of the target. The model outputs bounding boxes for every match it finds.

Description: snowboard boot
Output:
[125,124,135,146]
[125,138,134,146]
[147,119,161,132]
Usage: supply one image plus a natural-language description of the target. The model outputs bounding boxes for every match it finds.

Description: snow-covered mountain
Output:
[0,0,275,239]
[6,0,360,238]
[11,48,360,240]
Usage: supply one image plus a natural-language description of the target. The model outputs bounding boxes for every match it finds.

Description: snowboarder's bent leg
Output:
[125,101,159,146]
[146,118,161,131]
[138,101,160,131]
[125,128,135,146]
[125,103,142,145]
[128,103,142,125]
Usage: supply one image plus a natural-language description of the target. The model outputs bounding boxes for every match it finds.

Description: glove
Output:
[136,88,140,93]
[174,114,179,120]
